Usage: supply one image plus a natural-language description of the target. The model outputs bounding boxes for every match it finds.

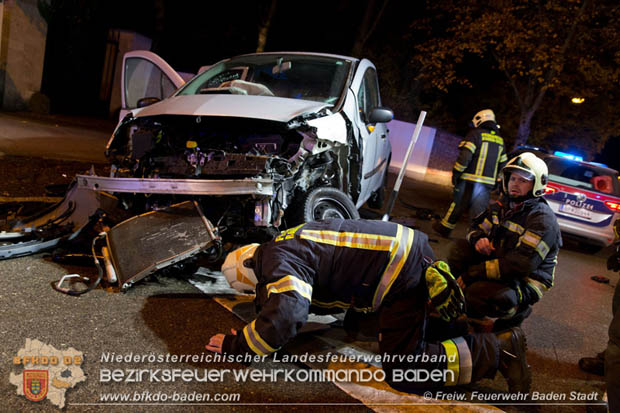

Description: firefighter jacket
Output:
[221,219,436,356]
[464,195,562,303]
[453,123,507,187]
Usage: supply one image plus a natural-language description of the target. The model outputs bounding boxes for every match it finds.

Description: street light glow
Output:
[571,97,585,104]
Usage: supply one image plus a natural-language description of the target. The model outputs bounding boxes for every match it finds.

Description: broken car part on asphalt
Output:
[1,51,392,293]
[51,200,222,295]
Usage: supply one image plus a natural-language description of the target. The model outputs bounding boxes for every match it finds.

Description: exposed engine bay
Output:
[104,112,361,240]
[0,51,391,294]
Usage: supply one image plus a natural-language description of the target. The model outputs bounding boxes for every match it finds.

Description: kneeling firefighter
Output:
[448,152,562,331]
[207,219,531,393]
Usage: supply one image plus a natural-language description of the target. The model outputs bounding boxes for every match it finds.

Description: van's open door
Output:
[120,50,186,120]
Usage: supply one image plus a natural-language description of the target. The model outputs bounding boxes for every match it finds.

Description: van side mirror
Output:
[137,97,161,108]
[368,107,394,124]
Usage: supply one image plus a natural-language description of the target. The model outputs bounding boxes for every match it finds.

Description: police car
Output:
[537,151,620,247]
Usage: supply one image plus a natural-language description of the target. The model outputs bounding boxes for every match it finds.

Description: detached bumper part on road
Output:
[1,177,223,293]
[0,182,107,259]
[104,200,221,291]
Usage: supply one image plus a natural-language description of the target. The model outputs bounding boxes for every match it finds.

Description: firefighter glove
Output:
[425,260,466,322]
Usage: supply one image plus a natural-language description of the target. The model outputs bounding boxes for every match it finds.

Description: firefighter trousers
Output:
[378,289,501,393]
[448,239,534,327]
[439,180,491,231]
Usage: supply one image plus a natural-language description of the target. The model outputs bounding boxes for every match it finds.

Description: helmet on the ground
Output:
[472,109,496,128]
[222,244,259,293]
[501,152,548,197]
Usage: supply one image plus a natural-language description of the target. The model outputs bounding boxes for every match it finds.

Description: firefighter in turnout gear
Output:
[447,152,561,332]
[434,109,508,237]
[207,219,532,393]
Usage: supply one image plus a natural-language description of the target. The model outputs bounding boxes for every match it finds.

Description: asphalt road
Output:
[0,112,615,412]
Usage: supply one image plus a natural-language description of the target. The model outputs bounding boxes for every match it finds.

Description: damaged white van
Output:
[96,51,393,240]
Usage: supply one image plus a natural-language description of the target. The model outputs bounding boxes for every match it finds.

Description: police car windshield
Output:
[546,158,620,196]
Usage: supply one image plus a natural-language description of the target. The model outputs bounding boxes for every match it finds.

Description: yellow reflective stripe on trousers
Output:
[460,173,496,185]
[266,275,313,302]
[300,230,393,250]
[485,259,501,280]
[441,203,457,229]
[372,225,414,311]
[242,320,278,356]
[441,337,472,385]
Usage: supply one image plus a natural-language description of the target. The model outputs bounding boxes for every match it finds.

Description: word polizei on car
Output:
[541,151,620,247]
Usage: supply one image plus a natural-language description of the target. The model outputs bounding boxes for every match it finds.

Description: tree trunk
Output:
[505,0,590,152]
[513,109,535,151]
[351,0,389,57]
[256,0,278,53]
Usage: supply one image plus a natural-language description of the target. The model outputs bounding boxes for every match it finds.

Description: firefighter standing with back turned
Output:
[434,109,508,238]
[207,219,531,393]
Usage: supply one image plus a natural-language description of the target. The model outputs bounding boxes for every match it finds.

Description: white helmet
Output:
[501,152,548,197]
[222,244,259,293]
[472,109,496,128]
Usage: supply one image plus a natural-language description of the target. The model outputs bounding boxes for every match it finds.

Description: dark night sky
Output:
[42,0,401,113]
[107,0,389,73]
[39,0,618,168]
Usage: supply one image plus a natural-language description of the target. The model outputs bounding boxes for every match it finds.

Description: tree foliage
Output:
[412,0,620,155]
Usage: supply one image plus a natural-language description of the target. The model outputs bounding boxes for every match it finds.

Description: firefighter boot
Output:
[496,327,531,393]
[432,220,452,238]
[578,351,605,376]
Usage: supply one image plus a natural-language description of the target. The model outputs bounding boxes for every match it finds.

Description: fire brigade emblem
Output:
[23,370,48,402]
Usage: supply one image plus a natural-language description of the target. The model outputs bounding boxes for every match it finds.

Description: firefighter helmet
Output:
[501,152,548,197]
[472,109,496,128]
[222,244,259,293]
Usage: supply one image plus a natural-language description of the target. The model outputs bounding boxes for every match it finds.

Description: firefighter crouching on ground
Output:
[448,152,562,332]
[207,219,531,393]
[434,109,508,237]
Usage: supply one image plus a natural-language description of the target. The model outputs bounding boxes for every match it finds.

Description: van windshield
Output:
[177,54,352,105]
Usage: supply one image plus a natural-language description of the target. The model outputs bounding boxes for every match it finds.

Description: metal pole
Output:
[382,110,427,221]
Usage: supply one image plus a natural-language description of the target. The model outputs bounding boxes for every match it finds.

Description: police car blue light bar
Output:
[554,151,583,162]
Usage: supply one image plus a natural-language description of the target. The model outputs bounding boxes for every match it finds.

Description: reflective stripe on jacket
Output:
[465,196,562,297]
[453,126,507,187]
[222,219,435,356]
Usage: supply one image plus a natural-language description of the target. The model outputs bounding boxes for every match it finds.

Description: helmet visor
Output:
[510,168,534,181]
